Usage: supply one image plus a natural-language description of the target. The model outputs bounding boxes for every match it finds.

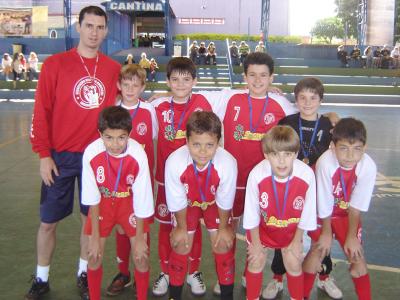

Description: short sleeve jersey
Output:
[151,94,214,183]
[316,149,377,219]
[216,92,296,188]
[165,145,237,213]
[243,159,317,248]
[279,113,332,167]
[81,138,154,219]
[120,101,158,179]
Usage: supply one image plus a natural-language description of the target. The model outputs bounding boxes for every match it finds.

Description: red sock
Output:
[168,251,189,286]
[352,273,371,300]
[318,274,329,281]
[88,266,103,300]
[214,250,235,285]
[188,227,202,274]
[134,269,149,300]
[303,272,317,299]
[246,270,262,300]
[273,273,284,282]
[158,223,172,274]
[286,272,304,300]
[116,231,131,276]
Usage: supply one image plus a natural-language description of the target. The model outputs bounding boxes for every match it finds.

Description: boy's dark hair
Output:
[332,117,367,145]
[294,77,324,100]
[186,111,222,141]
[98,106,132,133]
[119,64,146,85]
[166,57,197,79]
[261,125,300,154]
[79,6,108,25]
[243,52,274,75]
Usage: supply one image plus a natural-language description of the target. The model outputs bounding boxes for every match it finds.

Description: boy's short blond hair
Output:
[119,64,146,85]
[261,125,300,154]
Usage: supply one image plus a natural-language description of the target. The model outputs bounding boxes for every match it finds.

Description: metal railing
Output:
[225,38,234,88]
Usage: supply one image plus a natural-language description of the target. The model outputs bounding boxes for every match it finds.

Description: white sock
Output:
[77,258,88,277]
[36,265,50,282]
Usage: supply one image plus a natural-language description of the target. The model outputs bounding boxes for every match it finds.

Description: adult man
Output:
[26,6,120,300]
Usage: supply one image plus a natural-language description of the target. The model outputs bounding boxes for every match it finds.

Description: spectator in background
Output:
[337,45,349,68]
[149,57,158,82]
[124,53,135,65]
[206,41,217,65]
[239,41,250,65]
[390,46,399,69]
[19,53,27,80]
[28,51,39,80]
[139,52,151,80]
[198,41,207,64]
[363,46,373,68]
[12,53,23,85]
[189,41,199,64]
[255,41,266,53]
[229,41,240,66]
[350,45,361,67]
[381,45,391,69]
[373,46,382,68]
[1,53,12,80]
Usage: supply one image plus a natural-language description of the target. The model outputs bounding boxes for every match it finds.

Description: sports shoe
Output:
[77,272,89,299]
[186,271,206,296]
[106,272,132,296]
[25,276,50,300]
[152,272,169,296]
[317,277,343,299]
[262,279,283,299]
[214,275,245,295]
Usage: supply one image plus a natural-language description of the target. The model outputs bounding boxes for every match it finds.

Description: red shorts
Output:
[171,201,232,232]
[307,216,362,248]
[245,226,296,249]
[84,198,150,238]
[232,188,245,218]
[154,184,171,223]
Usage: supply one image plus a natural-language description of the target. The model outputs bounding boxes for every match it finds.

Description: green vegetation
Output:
[173,33,302,44]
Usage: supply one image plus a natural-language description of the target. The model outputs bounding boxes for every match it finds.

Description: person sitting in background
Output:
[350,45,361,67]
[380,45,391,69]
[239,41,250,65]
[124,54,135,65]
[373,46,382,68]
[206,41,217,65]
[28,51,39,81]
[19,53,27,80]
[337,45,349,68]
[139,52,151,80]
[149,58,159,82]
[362,46,373,68]
[12,53,23,83]
[198,42,207,64]
[189,41,199,64]
[229,41,240,66]
[255,41,266,53]
[1,53,12,80]
[390,46,399,69]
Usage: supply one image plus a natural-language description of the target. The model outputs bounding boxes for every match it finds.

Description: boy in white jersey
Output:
[106,64,158,296]
[82,106,154,300]
[166,111,237,300]
[303,118,376,300]
[243,125,317,300]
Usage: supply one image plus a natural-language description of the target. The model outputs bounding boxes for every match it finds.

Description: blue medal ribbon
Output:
[170,96,191,138]
[105,152,124,197]
[298,115,320,161]
[193,160,212,202]
[247,93,269,133]
[119,101,141,123]
[338,168,348,203]
[271,173,291,220]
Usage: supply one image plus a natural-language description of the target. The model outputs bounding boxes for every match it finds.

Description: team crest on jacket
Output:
[128,213,137,228]
[73,76,106,109]
[136,122,147,136]
[293,196,304,210]
[158,203,169,217]
[264,113,275,125]
[210,185,216,195]
[126,174,135,185]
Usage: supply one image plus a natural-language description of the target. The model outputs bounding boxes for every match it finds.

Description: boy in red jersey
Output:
[106,64,158,296]
[82,106,154,300]
[27,6,120,300]
[166,111,237,300]
[243,125,317,300]
[263,77,342,299]
[302,118,377,300]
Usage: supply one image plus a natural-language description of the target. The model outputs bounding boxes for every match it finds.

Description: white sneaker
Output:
[186,271,206,296]
[241,275,246,288]
[317,277,343,299]
[152,272,169,296]
[213,282,221,295]
[262,279,283,299]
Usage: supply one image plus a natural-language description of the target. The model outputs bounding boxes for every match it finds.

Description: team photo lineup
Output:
[24,5,378,300]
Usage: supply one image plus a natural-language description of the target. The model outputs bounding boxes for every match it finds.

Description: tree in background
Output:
[334,0,358,39]
[310,17,344,44]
